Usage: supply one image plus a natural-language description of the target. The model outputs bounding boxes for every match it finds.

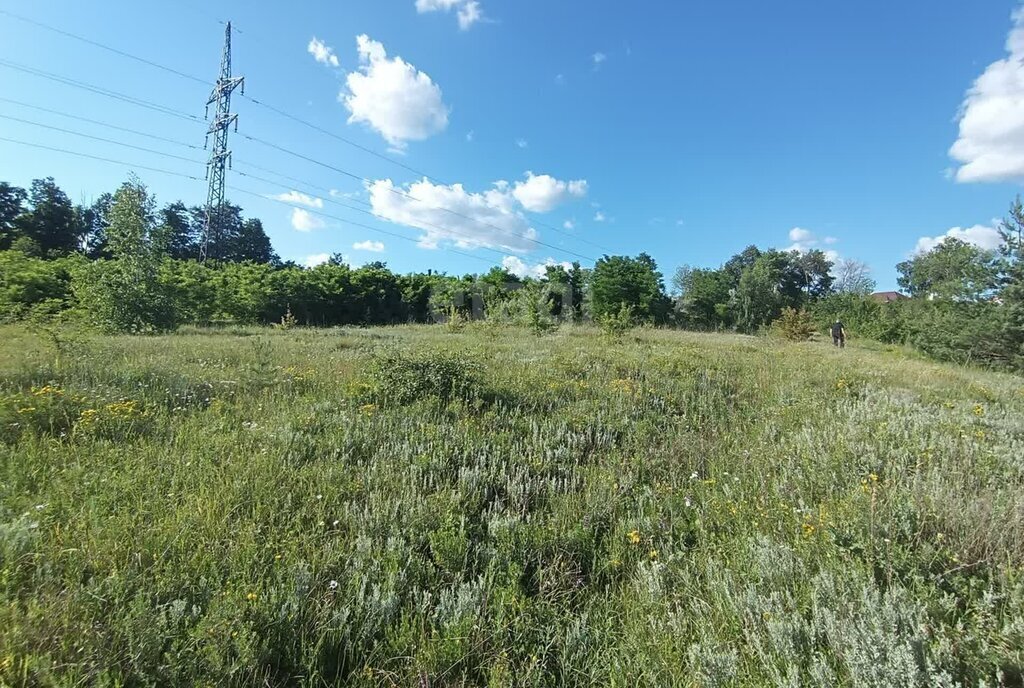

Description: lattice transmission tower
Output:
[201,22,244,261]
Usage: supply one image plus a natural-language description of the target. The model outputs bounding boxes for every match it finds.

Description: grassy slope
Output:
[1,324,1022,687]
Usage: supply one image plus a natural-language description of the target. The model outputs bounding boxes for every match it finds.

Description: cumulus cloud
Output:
[501,255,573,279]
[563,219,575,230]
[511,172,587,212]
[303,253,331,268]
[291,208,326,232]
[785,227,839,262]
[271,190,323,208]
[368,177,538,251]
[515,138,528,149]
[415,0,483,30]
[950,9,1024,182]
[367,171,587,250]
[308,37,339,67]
[786,227,837,254]
[593,211,606,222]
[913,224,1003,255]
[353,240,385,252]
[341,35,449,149]
[592,52,607,66]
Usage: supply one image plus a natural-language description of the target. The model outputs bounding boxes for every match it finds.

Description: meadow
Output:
[1,323,1022,686]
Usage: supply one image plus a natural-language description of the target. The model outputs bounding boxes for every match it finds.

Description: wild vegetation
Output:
[2,175,1024,373]
[1,324,1022,685]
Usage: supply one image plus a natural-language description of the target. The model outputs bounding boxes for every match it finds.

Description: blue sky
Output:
[2,0,1023,289]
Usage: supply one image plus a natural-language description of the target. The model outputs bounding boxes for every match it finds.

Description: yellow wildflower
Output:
[648,549,658,560]
[627,529,641,544]
[973,404,984,417]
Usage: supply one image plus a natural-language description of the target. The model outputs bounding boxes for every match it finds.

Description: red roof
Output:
[871,291,907,303]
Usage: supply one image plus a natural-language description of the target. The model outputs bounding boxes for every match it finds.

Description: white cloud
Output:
[271,190,323,208]
[502,255,572,279]
[341,35,449,149]
[788,227,814,244]
[913,224,1003,255]
[786,226,838,255]
[291,208,326,232]
[466,130,474,142]
[415,0,483,30]
[785,227,840,263]
[511,172,588,212]
[563,219,575,230]
[308,37,339,67]
[593,211,606,222]
[303,253,331,268]
[353,240,385,252]
[950,9,1024,182]
[592,52,607,66]
[515,138,528,149]
[368,177,538,251]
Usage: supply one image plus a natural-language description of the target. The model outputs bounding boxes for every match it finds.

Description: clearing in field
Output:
[1,325,1022,686]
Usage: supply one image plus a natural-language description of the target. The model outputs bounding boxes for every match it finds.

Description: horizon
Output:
[2,1,1023,289]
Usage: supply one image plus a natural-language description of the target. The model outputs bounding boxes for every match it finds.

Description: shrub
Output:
[774,307,816,341]
[369,348,484,405]
[598,303,635,338]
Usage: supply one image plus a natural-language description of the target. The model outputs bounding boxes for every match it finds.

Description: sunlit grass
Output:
[1,323,1022,686]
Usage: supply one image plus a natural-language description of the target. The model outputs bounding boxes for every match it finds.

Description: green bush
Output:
[369,348,485,405]
[773,307,817,341]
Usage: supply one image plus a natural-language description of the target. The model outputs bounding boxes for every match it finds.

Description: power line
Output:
[0,113,205,166]
[227,185,499,267]
[241,133,597,261]
[0,97,202,150]
[0,8,211,86]
[243,94,613,253]
[0,59,202,122]
[235,169,523,263]
[1,9,610,255]
[0,136,204,181]
[0,134,501,269]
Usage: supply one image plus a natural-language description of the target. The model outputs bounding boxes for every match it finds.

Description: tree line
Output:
[1,174,1022,371]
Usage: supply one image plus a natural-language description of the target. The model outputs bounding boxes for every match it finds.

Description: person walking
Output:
[831,319,846,348]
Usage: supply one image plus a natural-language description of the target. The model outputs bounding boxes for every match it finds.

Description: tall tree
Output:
[0,182,27,250]
[80,193,113,259]
[157,201,198,260]
[231,218,276,263]
[734,254,784,332]
[14,178,82,256]
[589,252,671,323]
[896,238,1000,301]
[834,258,877,295]
[790,249,835,299]
[74,177,175,332]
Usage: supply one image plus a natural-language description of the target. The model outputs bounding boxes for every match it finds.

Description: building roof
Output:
[871,291,907,303]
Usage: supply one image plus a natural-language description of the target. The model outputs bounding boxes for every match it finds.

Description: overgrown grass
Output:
[1,324,1022,686]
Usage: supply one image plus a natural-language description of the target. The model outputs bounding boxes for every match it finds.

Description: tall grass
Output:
[1,324,1022,686]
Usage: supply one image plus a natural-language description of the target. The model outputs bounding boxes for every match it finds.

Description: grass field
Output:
[1,323,1023,686]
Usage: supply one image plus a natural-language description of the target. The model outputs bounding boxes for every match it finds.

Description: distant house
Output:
[871,291,907,303]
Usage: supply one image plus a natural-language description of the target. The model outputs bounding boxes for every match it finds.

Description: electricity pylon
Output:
[201,22,244,261]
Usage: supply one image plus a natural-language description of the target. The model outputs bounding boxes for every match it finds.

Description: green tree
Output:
[0,182,27,250]
[735,255,784,332]
[157,201,198,260]
[73,177,176,332]
[80,193,113,259]
[674,266,733,329]
[896,238,1000,301]
[790,249,835,299]
[589,253,670,323]
[14,178,82,255]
